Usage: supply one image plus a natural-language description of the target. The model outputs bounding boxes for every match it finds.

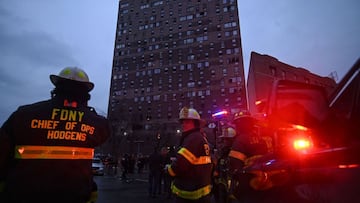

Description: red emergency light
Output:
[293,138,311,151]
[280,124,314,153]
[290,124,313,151]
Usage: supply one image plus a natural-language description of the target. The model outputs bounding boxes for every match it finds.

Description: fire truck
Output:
[237,58,360,202]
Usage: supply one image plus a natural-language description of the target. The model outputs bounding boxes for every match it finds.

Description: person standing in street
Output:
[148,147,163,198]
[228,110,267,173]
[212,127,236,203]
[0,67,111,203]
[121,153,131,182]
[166,107,213,203]
[228,110,269,202]
[160,146,173,199]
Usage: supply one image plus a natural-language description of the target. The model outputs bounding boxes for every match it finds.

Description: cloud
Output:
[239,0,360,80]
[1,0,359,126]
[0,1,118,125]
[0,3,78,125]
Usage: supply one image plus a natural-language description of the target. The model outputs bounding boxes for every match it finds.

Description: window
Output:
[154,69,161,74]
[223,68,227,76]
[153,95,160,101]
[187,82,195,88]
[188,54,195,60]
[270,66,276,76]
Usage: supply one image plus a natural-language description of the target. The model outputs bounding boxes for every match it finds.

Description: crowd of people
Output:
[95,148,173,199]
[0,66,272,203]
[114,147,175,199]
[148,146,174,199]
[103,107,272,203]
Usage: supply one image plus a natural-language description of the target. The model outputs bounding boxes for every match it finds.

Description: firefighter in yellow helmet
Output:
[228,110,269,202]
[0,67,110,203]
[166,107,213,203]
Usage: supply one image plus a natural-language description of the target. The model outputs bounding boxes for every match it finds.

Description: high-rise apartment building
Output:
[247,51,337,116]
[107,0,246,154]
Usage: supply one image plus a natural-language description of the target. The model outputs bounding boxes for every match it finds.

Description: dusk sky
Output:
[1,0,359,125]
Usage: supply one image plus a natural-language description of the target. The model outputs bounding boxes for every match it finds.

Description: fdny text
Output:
[29,108,96,142]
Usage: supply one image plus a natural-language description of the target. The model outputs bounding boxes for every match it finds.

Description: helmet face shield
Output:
[50,67,94,91]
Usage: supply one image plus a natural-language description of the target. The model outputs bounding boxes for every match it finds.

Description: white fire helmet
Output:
[219,127,236,139]
[179,107,201,120]
[50,67,94,91]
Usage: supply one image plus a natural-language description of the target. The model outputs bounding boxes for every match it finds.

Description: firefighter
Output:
[213,127,236,203]
[166,107,213,203]
[228,110,268,202]
[0,67,110,203]
[218,127,236,158]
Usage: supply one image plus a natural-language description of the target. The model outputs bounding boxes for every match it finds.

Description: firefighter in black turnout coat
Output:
[166,107,213,203]
[212,127,236,203]
[228,110,268,202]
[0,67,110,203]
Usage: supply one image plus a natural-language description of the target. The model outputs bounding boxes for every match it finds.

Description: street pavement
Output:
[94,171,174,203]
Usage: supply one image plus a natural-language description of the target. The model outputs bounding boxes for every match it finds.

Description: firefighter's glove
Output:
[164,164,171,172]
[165,164,176,176]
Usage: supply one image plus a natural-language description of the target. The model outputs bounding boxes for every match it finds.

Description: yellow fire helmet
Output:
[50,67,94,91]
[179,107,201,120]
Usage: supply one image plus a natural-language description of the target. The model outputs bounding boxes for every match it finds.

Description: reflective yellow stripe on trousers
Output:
[171,182,212,200]
[15,145,94,159]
